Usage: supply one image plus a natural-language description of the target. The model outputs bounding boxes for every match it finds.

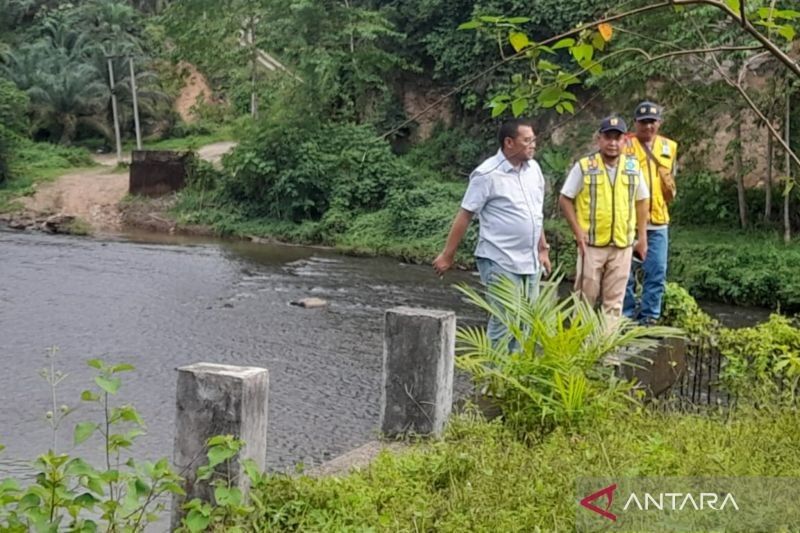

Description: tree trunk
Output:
[734,120,748,229]
[785,89,792,243]
[59,114,77,145]
[765,125,773,221]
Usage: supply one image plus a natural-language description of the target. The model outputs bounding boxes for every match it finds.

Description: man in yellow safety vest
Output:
[623,101,678,324]
[559,115,650,320]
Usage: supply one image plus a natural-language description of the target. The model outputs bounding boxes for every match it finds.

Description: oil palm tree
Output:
[455,274,682,437]
[26,61,110,144]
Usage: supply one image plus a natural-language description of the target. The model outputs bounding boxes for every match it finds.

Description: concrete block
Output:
[129,150,195,197]
[381,307,455,438]
[614,337,688,397]
[171,363,268,527]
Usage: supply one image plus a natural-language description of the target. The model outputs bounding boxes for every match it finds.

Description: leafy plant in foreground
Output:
[0,356,184,532]
[455,274,682,437]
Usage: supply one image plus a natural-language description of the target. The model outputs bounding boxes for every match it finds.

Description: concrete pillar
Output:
[171,363,268,527]
[381,307,455,438]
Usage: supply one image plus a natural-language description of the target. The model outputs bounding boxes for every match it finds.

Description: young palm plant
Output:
[455,274,682,438]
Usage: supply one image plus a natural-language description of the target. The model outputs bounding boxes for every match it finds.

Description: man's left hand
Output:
[634,239,648,262]
[539,249,552,277]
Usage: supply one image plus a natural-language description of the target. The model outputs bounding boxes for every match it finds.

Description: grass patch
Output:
[0,138,94,213]
[242,406,800,531]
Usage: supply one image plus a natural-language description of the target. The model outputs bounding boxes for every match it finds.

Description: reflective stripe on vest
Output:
[575,151,641,248]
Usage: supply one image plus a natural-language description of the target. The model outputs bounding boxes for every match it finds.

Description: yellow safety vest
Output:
[628,134,677,225]
[575,151,641,248]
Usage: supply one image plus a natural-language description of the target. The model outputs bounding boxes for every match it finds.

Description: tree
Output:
[434,0,799,236]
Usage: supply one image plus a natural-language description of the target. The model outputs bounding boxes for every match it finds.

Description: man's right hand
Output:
[432,253,454,276]
[575,230,588,256]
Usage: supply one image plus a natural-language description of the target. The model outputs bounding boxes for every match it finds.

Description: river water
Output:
[0,229,771,479]
[0,228,483,478]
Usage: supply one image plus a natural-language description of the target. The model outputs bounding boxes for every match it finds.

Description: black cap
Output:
[634,101,662,121]
[598,115,627,134]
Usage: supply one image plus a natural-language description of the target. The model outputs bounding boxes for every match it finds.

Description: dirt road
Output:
[18,141,236,234]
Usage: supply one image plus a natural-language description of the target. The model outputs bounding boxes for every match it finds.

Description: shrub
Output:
[455,275,681,437]
[402,123,493,179]
[222,121,412,221]
[0,125,12,184]
[668,229,800,311]
[719,314,800,401]
[0,79,29,136]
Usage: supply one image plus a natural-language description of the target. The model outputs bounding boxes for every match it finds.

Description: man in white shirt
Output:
[433,119,550,346]
[559,116,650,321]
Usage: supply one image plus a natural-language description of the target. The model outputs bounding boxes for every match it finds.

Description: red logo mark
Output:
[580,483,618,521]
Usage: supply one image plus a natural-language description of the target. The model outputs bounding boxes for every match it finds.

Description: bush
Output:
[402,123,494,179]
[719,314,800,401]
[0,126,12,184]
[0,79,29,136]
[222,121,413,221]
[668,229,800,311]
[670,171,797,229]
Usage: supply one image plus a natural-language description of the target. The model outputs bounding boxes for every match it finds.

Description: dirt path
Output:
[16,141,237,234]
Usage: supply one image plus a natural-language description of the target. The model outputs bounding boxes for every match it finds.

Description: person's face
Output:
[598,130,623,159]
[635,118,661,143]
[504,125,536,161]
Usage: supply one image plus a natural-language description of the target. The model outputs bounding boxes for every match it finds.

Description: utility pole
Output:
[107,57,123,164]
[129,57,142,150]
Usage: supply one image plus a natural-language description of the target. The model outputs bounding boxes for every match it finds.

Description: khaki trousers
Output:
[575,245,633,320]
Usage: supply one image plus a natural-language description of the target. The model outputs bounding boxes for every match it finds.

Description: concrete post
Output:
[171,363,268,527]
[381,307,455,438]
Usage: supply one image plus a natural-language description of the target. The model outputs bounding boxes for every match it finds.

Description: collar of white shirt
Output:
[496,148,529,174]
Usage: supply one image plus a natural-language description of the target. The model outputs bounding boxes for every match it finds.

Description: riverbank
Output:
[0,140,236,235]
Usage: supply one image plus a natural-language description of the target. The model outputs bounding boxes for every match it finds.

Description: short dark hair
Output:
[498,118,534,147]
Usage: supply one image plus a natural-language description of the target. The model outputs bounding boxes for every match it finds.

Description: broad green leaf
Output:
[65,458,95,476]
[592,32,606,51]
[95,375,120,395]
[506,17,530,24]
[458,20,482,30]
[571,43,594,62]
[777,24,796,41]
[207,435,231,447]
[551,38,575,50]
[479,15,502,23]
[111,363,135,373]
[74,422,97,446]
[537,59,559,72]
[509,32,530,52]
[491,102,508,117]
[778,9,800,20]
[562,101,575,113]
[73,492,100,507]
[538,86,562,108]
[725,0,741,15]
[757,7,775,20]
[184,509,210,533]
[556,71,581,87]
[511,98,528,117]
[87,359,103,370]
[81,390,99,402]
[207,445,238,467]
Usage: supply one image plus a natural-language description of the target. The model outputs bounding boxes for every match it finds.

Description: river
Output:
[0,229,770,478]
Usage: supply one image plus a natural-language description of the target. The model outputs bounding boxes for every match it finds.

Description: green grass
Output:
[0,138,95,213]
[241,406,800,531]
